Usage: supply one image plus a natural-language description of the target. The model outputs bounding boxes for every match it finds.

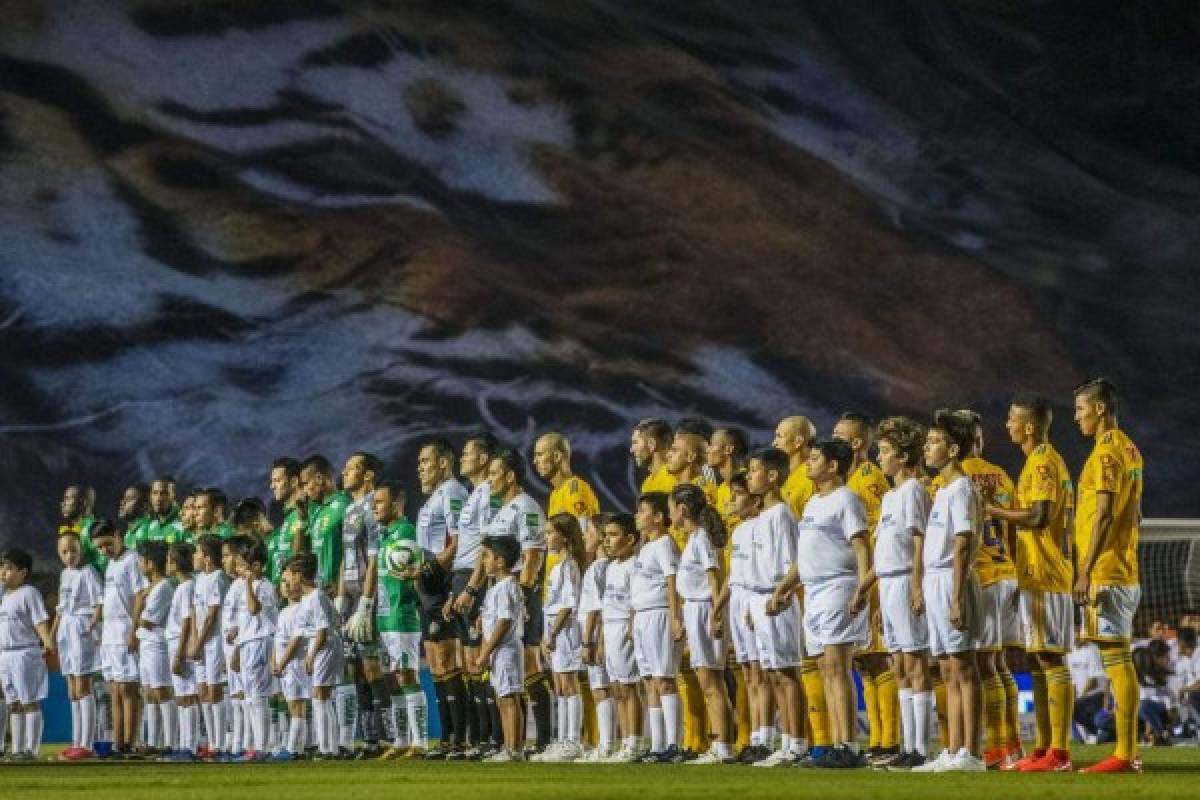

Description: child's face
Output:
[58,536,82,569]
[603,525,633,559]
[234,553,250,575]
[93,535,118,558]
[166,555,180,577]
[729,487,758,520]
[583,521,603,555]
[282,568,301,597]
[221,545,235,574]
[546,523,564,551]
[138,556,155,577]
[483,548,508,577]
[668,497,686,529]
[0,561,21,589]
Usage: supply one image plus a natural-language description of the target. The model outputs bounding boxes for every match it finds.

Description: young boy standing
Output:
[294,553,344,758]
[234,538,279,760]
[165,543,199,761]
[271,559,312,761]
[134,541,177,754]
[92,519,147,757]
[52,532,103,760]
[189,535,229,758]
[476,535,526,762]
[0,549,55,760]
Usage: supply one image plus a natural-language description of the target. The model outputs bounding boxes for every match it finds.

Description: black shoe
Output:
[424,745,450,760]
[680,748,699,762]
[355,745,383,760]
[445,747,468,761]
[890,751,925,771]
[870,745,900,767]
[876,750,910,770]
[336,747,355,760]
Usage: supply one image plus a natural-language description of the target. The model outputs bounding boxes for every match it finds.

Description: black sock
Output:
[371,679,393,743]
[526,673,553,749]
[471,677,491,745]
[433,680,452,748]
[444,673,468,748]
[462,677,480,746]
[356,679,378,745]
[487,685,503,747]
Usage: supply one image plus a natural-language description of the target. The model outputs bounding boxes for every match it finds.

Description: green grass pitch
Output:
[3,746,1199,799]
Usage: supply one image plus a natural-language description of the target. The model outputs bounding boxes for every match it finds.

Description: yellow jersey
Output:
[1014,443,1074,593]
[782,469,815,521]
[935,457,1018,585]
[641,465,677,495]
[847,461,890,534]
[545,475,600,599]
[1075,429,1143,587]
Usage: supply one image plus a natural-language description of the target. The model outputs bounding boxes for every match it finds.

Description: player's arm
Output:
[129,589,148,652]
[246,574,262,616]
[849,531,872,612]
[705,565,725,638]
[1074,489,1114,604]
[666,571,684,642]
[194,604,220,655]
[175,614,193,675]
[583,608,601,665]
[949,530,972,629]
[436,493,460,571]
[910,528,926,615]
[768,563,799,614]
[519,547,544,593]
[478,618,512,668]
[49,599,63,644]
[987,500,1050,529]
[279,635,303,670]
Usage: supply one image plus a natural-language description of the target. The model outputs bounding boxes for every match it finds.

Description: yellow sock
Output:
[679,668,708,752]
[580,681,597,747]
[1045,665,1072,751]
[733,666,751,752]
[877,671,899,749]
[931,673,949,750]
[1031,669,1051,750]
[800,659,831,747]
[983,675,1006,749]
[1102,648,1139,762]
[1001,672,1021,746]
[862,672,881,749]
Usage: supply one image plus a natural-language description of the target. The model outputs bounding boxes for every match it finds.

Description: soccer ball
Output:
[383,540,422,578]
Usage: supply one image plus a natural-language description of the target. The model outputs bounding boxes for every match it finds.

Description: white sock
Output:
[556,696,568,743]
[232,698,246,753]
[312,698,329,754]
[246,697,266,751]
[0,699,7,754]
[162,700,178,751]
[715,740,733,758]
[177,706,191,753]
[596,698,615,751]
[912,691,931,757]
[899,688,914,753]
[390,696,409,748]
[27,710,43,756]
[781,733,792,754]
[648,707,665,752]
[567,695,582,743]
[70,700,82,748]
[11,712,25,755]
[199,703,211,749]
[335,684,356,750]
[660,693,681,748]
[80,694,96,751]
[761,725,776,749]
[406,690,427,748]
[789,735,807,755]
[146,703,162,749]
[211,700,226,753]
[327,698,340,754]
[288,717,306,754]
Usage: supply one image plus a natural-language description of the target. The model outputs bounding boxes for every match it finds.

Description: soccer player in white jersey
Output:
[476,536,527,762]
[0,549,54,760]
[597,513,644,762]
[578,516,616,761]
[536,513,586,762]
[164,543,199,761]
[189,534,228,759]
[913,411,986,773]
[670,484,735,764]
[748,449,806,767]
[134,541,177,754]
[52,531,103,760]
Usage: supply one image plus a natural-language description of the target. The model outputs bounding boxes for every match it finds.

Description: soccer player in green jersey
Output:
[119,484,151,551]
[146,478,186,545]
[61,483,103,572]
[268,458,306,589]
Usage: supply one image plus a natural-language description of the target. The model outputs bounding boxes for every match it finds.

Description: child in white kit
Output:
[134,540,178,754]
[232,537,279,759]
[476,535,525,762]
[292,553,343,758]
[165,543,200,760]
[220,538,248,756]
[0,548,54,760]
[52,531,103,759]
[599,513,642,762]
[189,534,229,758]
[272,558,313,760]
[578,520,614,761]
[538,513,586,762]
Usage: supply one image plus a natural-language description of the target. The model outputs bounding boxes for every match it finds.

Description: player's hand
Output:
[188,643,201,661]
[231,648,241,672]
[910,583,925,616]
[225,629,236,645]
[454,591,474,615]
[541,641,553,664]
[304,653,315,675]
[670,614,684,643]
[594,638,605,666]
[582,642,595,666]
[708,614,724,640]
[1073,573,1093,607]
[849,586,868,614]
[948,598,964,630]
[172,656,184,677]
[127,631,138,654]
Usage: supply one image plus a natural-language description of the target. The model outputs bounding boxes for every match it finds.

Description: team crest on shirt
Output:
[1036,465,1052,479]
[450,499,463,512]
[574,501,588,515]
[525,513,541,529]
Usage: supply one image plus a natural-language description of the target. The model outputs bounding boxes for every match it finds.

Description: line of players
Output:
[0,378,1143,772]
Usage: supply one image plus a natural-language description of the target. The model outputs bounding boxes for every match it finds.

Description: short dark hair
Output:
[493,449,526,485]
[839,411,872,434]
[89,517,119,542]
[228,534,256,559]
[813,439,855,480]
[464,431,500,458]
[352,451,384,483]
[137,540,168,572]
[1075,377,1118,415]
[718,427,749,464]
[169,543,195,574]
[375,480,407,505]
[638,491,669,523]
[603,512,639,543]
[482,535,521,571]
[421,438,456,463]
[932,410,975,458]
[271,457,301,480]
[634,417,673,447]
[1,548,33,573]
[232,497,267,529]
[676,416,714,442]
[729,472,750,494]
[205,487,228,515]
[1178,626,1197,650]
[750,447,790,484]
[285,553,319,583]
[300,455,333,478]
[196,534,224,565]
[1011,393,1053,430]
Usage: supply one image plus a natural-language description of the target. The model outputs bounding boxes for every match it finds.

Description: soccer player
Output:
[413,439,469,758]
[476,535,527,762]
[1071,378,1144,774]
[146,478,186,545]
[165,543,199,761]
[597,513,644,762]
[52,531,103,760]
[209,489,234,538]
[193,490,233,541]
[707,427,749,536]
[294,553,345,759]
[92,518,147,757]
[632,418,676,493]
[0,549,54,760]
[267,458,305,590]
[774,440,871,768]
[372,482,428,759]
[912,411,985,773]
[60,484,103,572]
[535,513,586,761]
[189,534,228,759]
[232,537,279,760]
[270,560,312,761]
[578,516,616,761]
[178,492,201,543]
[986,394,1076,772]
[119,484,152,551]
[134,541,177,754]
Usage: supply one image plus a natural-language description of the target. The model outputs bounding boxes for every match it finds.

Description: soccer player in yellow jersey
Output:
[666,432,720,524]
[772,414,830,752]
[1071,379,1144,774]
[632,418,677,494]
[707,428,749,538]
[985,394,1076,772]
[833,412,898,763]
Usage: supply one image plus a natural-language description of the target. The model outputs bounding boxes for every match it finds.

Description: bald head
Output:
[773,416,816,458]
[534,431,572,483]
[666,431,706,477]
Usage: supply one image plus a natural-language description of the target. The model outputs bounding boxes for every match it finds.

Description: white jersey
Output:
[579,557,609,618]
[296,588,342,655]
[222,578,245,644]
[677,528,719,601]
[602,556,636,622]
[136,579,174,645]
[486,492,547,571]
[416,478,468,555]
[454,479,495,571]
[728,519,754,589]
[341,491,378,587]
[236,578,279,643]
[481,576,524,648]
[545,557,582,617]
[924,476,981,572]
[57,565,103,619]
[166,578,195,642]
[874,477,930,577]
[0,585,48,650]
[796,487,868,585]
[192,570,229,632]
[747,502,797,592]
[101,550,148,645]
[632,536,677,611]
[274,603,305,663]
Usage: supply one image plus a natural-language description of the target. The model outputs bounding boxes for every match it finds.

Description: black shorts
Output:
[449,569,482,647]
[417,561,453,643]
[521,581,545,647]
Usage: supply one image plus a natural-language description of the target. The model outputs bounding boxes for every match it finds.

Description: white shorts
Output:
[879,574,928,653]
[729,588,758,664]
[749,594,803,670]
[587,663,610,691]
[0,648,48,704]
[224,640,246,695]
[1081,584,1140,645]
[923,570,982,658]
[166,639,198,697]
[602,619,638,685]
[239,639,273,698]
[280,658,312,702]
[633,608,681,679]
[198,637,226,685]
[381,632,422,673]
[683,600,724,670]
[977,579,1019,652]
[1020,589,1073,654]
[803,577,869,651]
[488,644,524,698]
[56,617,99,676]
[138,640,172,690]
[545,617,583,673]
[101,643,139,683]
[310,642,344,688]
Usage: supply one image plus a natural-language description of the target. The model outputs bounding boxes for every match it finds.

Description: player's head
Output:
[707,427,748,472]
[417,438,455,493]
[808,439,854,483]
[88,517,123,558]
[137,540,168,577]
[955,408,984,457]
[269,457,301,504]
[631,417,672,469]
[1179,627,1197,656]
[583,516,606,559]
[773,415,816,458]
[168,542,195,577]
[602,512,639,559]
[164,476,178,505]
[746,447,789,496]
[665,431,706,477]
[1074,377,1118,437]
[373,480,407,525]
[727,472,761,520]
[926,410,974,471]
[221,537,239,574]
[481,535,521,575]
[285,553,319,585]
[61,483,87,522]
[149,477,173,516]
[343,451,383,494]
[232,497,269,538]
[875,416,925,479]
[1008,393,1052,445]
[232,534,266,572]
[533,432,571,482]
[195,534,223,572]
[488,449,525,497]
[119,483,150,521]
[461,431,500,480]
[669,483,728,549]
[547,512,586,566]
[0,548,33,588]
[207,488,229,522]
[636,492,669,535]
[300,455,335,503]
[56,530,82,569]
[676,416,714,442]
[832,412,872,456]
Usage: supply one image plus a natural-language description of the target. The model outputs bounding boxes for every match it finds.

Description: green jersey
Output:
[144,510,188,545]
[122,515,153,551]
[309,491,350,589]
[267,505,304,586]
[376,518,420,633]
